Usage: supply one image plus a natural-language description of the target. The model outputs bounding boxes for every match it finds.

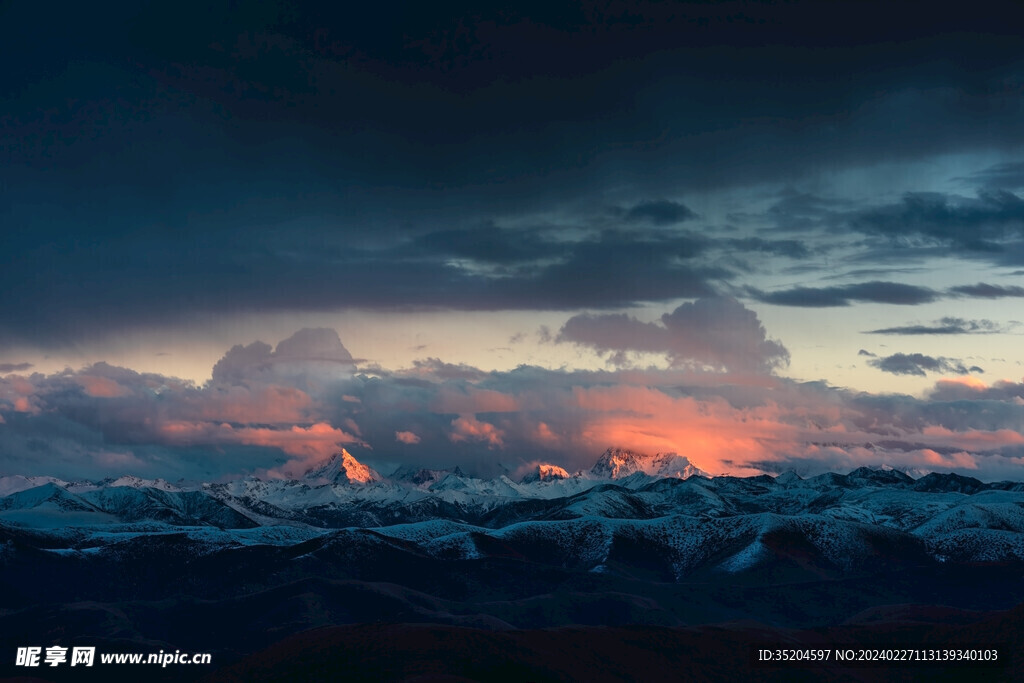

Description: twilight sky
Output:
[2,1,1024,481]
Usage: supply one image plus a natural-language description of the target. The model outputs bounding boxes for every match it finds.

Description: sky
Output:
[2,0,1024,482]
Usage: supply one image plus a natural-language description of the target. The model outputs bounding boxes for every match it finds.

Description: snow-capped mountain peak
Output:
[519,464,570,484]
[303,449,382,485]
[590,447,647,478]
[589,447,706,480]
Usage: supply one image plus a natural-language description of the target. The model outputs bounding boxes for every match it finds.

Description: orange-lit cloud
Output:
[533,421,559,445]
[179,384,315,424]
[77,375,131,398]
[450,415,504,448]
[158,420,361,468]
[921,426,1024,449]
[566,385,799,475]
[395,430,421,444]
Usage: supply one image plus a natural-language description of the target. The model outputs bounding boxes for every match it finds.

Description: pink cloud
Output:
[928,376,1024,402]
[12,396,41,414]
[77,375,131,398]
[921,426,1024,449]
[564,385,802,474]
[533,421,559,445]
[158,420,363,471]
[179,384,315,424]
[395,430,421,444]
[0,376,41,415]
[450,415,505,448]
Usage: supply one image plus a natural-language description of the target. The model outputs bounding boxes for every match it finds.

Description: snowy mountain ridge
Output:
[4,445,1024,574]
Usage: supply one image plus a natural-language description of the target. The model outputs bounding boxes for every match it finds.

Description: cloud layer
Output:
[1,327,1023,482]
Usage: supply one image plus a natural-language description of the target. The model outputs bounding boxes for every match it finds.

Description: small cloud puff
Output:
[449,415,504,448]
[395,430,421,444]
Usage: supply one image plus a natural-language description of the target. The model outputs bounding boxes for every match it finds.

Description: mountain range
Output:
[3,447,1024,680]
[2,447,1023,570]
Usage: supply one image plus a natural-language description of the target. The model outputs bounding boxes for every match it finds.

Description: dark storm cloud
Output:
[0,225,734,343]
[949,283,1024,298]
[722,238,811,259]
[4,1,1024,339]
[519,230,728,305]
[865,317,1010,335]
[412,224,558,265]
[956,161,1024,190]
[749,281,939,307]
[867,353,982,377]
[849,190,1024,251]
[610,200,697,226]
[764,190,850,232]
[406,217,808,277]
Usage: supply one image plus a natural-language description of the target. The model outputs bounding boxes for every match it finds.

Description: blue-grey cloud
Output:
[764,190,849,231]
[0,226,734,344]
[722,237,811,259]
[749,281,939,307]
[0,363,33,374]
[413,224,559,265]
[867,353,983,377]
[956,161,1024,190]
[865,317,1010,335]
[849,190,1024,251]
[611,200,697,226]
[949,283,1024,298]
